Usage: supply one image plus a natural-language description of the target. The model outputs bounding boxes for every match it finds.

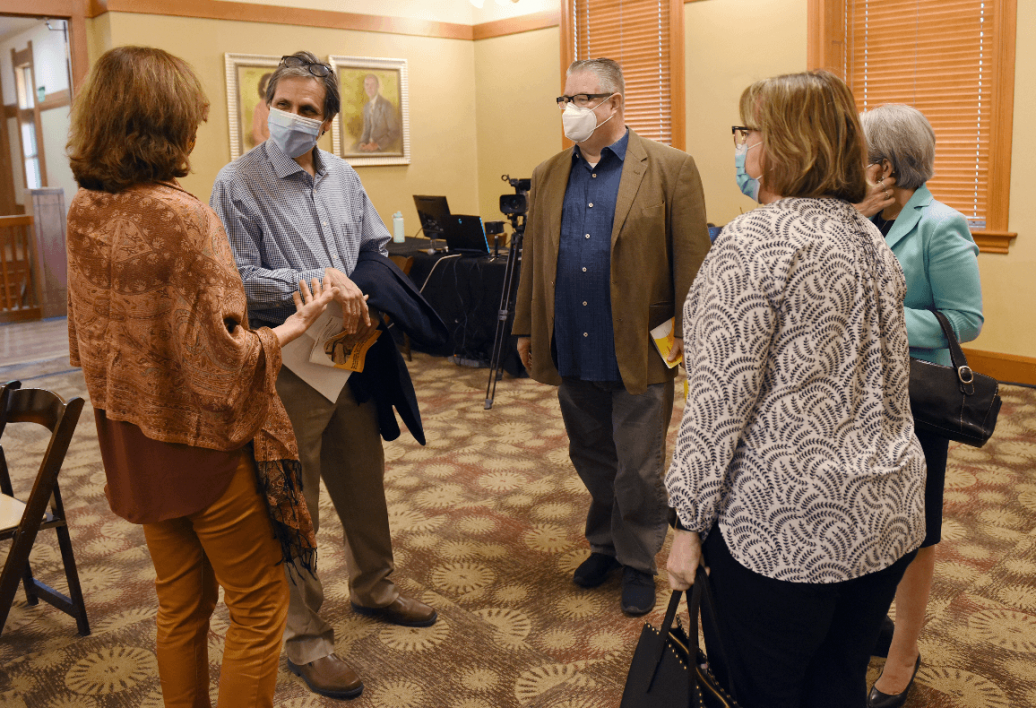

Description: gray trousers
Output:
[557,377,675,575]
[276,367,397,665]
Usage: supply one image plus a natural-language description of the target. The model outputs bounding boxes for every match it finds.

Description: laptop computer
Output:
[443,214,491,256]
[412,195,451,238]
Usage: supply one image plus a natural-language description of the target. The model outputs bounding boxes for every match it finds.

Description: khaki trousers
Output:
[142,454,288,708]
[276,367,397,665]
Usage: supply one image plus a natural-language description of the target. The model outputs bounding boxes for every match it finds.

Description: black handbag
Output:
[909,310,1001,447]
[620,567,740,708]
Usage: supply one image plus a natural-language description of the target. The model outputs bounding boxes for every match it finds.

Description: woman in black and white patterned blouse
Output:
[664,71,927,708]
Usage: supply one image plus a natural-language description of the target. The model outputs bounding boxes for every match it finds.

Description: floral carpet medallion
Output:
[1,353,1034,707]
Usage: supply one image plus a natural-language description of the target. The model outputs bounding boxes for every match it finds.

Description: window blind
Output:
[570,0,673,146]
[842,0,995,227]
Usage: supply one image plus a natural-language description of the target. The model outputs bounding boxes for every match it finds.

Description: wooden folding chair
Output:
[0,383,89,636]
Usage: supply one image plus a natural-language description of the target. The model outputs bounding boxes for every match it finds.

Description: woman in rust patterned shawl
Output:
[65,47,335,708]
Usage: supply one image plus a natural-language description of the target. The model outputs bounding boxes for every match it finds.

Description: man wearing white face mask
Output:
[211,51,436,701]
[513,58,710,616]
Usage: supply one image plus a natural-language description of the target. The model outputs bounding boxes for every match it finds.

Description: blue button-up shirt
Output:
[554,130,628,381]
[210,140,390,327]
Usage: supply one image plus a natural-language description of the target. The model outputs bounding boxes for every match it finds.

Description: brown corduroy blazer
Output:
[512,129,711,395]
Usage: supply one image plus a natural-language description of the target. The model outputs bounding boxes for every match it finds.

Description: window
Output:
[560,0,685,149]
[809,0,1017,253]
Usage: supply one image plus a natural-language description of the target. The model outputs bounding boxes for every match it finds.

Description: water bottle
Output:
[392,211,405,243]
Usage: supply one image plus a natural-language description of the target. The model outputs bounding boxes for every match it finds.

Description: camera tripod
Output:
[484,216,525,410]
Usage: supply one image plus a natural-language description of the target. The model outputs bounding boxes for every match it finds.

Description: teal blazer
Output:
[881,184,983,366]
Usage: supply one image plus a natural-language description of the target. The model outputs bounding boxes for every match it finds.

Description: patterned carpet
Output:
[1,351,1035,707]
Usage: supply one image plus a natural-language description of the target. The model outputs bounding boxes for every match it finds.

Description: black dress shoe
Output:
[872,615,895,658]
[573,552,621,588]
[867,654,921,708]
[620,567,656,616]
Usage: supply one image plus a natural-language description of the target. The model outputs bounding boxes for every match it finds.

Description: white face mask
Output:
[267,107,323,158]
[561,95,614,143]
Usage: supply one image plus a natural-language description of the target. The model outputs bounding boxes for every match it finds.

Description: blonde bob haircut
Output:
[67,46,209,193]
[739,70,867,203]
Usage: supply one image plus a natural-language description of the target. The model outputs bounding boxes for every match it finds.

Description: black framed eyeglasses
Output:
[280,55,332,78]
[556,93,613,110]
[732,126,757,147]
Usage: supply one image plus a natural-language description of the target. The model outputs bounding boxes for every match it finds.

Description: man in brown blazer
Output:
[513,58,710,615]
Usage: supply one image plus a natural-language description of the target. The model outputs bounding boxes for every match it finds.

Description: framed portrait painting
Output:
[224,53,282,161]
[329,56,410,167]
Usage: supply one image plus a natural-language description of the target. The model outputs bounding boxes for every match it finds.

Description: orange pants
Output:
[142,455,288,708]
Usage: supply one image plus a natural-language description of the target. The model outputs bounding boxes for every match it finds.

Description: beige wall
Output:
[80,0,1034,360]
[973,0,1035,359]
[473,26,560,229]
[682,0,1033,360]
[683,0,808,225]
[95,12,480,235]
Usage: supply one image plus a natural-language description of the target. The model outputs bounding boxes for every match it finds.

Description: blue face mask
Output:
[735,143,761,202]
[267,107,323,158]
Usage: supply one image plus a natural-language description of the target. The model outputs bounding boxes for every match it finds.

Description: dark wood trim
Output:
[38,89,72,111]
[87,0,475,40]
[0,72,14,216]
[2,105,15,120]
[962,348,1036,387]
[472,10,559,40]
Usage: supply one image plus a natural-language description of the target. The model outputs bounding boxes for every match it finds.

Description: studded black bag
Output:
[620,566,740,708]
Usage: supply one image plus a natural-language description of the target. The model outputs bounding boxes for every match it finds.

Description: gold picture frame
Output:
[329,55,411,167]
[223,53,282,161]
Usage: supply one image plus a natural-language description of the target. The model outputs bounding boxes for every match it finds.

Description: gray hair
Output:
[859,104,935,190]
[567,58,625,96]
[265,50,341,119]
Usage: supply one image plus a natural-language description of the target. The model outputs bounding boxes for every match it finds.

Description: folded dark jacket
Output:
[347,252,448,445]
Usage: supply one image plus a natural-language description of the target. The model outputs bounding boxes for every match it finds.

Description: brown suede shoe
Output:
[287,653,363,700]
[351,595,438,627]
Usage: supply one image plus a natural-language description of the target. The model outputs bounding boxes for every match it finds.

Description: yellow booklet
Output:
[650,317,680,370]
[321,328,382,372]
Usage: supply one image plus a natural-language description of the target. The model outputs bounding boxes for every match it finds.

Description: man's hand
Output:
[854,164,896,218]
[666,528,703,591]
[323,267,370,335]
[517,337,531,371]
[667,338,684,368]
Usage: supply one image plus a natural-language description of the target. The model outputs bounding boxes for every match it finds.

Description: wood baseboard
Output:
[962,348,1036,386]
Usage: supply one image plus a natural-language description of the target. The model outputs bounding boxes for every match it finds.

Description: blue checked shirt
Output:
[210,140,390,327]
[554,130,628,381]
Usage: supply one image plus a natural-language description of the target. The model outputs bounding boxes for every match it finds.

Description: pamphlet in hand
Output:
[650,317,680,370]
[280,301,379,403]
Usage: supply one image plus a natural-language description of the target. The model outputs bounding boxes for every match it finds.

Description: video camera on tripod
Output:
[484,174,531,409]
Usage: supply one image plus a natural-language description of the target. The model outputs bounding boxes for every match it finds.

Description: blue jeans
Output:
[557,377,674,574]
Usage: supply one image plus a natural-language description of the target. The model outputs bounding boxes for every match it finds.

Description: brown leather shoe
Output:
[287,653,363,700]
[351,595,438,627]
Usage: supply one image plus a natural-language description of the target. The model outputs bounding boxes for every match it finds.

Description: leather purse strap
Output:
[929,310,976,394]
[657,567,741,705]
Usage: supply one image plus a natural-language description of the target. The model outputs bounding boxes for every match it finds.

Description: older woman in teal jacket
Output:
[859,104,983,708]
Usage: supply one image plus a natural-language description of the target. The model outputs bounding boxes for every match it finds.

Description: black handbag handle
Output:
[655,566,740,705]
[928,310,975,394]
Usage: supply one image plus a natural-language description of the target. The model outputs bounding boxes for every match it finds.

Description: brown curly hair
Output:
[67,46,209,193]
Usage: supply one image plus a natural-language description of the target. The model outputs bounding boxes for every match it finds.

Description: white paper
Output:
[280,302,351,403]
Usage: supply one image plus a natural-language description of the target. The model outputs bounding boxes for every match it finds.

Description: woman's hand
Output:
[273,277,338,346]
[667,529,704,591]
[854,164,896,218]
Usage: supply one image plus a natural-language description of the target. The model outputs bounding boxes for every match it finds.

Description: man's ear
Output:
[321,115,336,136]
